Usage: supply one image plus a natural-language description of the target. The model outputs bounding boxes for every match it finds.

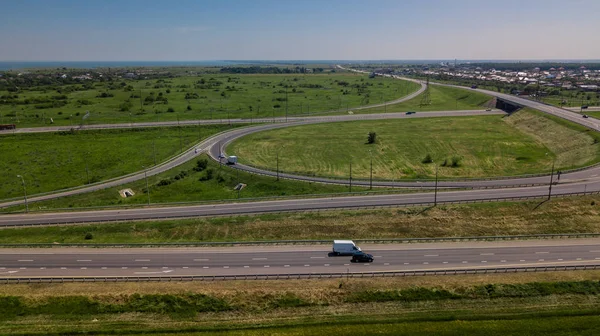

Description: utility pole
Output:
[139,89,143,111]
[369,150,373,190]
[285,83,288,122]
[349,162,352,192]
[143,166,150,205]
[152,139,157,166]
[548,159,555,200]
[177,115,182,153]
[85,159,90,184]
[434,166,438,206]
[16,175,28,213]
[276,151,279,181]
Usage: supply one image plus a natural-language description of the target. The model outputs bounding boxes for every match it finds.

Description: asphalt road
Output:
[0,180,595,226]
[2,239,600,278]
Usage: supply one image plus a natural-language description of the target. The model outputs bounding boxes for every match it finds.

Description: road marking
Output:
[577,258,583,260]
[0,271,18,274]
[374,256,382,258]
[424,254,438,257]
[535,252,549,254]
[462,261,468,264]
[501,260,506,263]
[284,265,290,267]
[310,256,325,259]
[40,267,46,270]
[520,260,526,262]
[19,267,26,270]
[324,264,330,266]
[101,267,107,269]
[264,265,270,268]
[135,259,150,262]
[589,251,600,253]
[538,259,545,262]
[60,267,67,270]
[162,267,169,269]
[142,267,148,269]
[404,262,410,265]
[18,260,33,262]
[0,267,4,270]
[480,253,494,256]
[182,267,188,269]
[134,270,173,275]
[193,259,209,261]
[558,259,563,261]
[80,267,87,270]
[304,264,310,267]
[344,264,350,266]
[481,261,487,263]
[253,258,267,261]
[442,262,448,264]
[203,267,209,269]
[77,260,92,262]
[384,263,390,266]
[223,266,229,269]
[244,266,249,268]
[423,262,429,265]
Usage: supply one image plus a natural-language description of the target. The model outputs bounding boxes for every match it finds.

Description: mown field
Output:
[1,154,373,213]
[229,108,600,179]
[349,84,493,114]
[0,73,420,127]
[0,125,239,200]
[3,194,599,243]
[2,273,600,335]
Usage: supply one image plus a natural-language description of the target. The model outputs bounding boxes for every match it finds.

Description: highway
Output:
[2,239,600,278]
[0,180,595,226]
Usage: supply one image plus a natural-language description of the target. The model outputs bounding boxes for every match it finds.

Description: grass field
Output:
[3,194,600,243]
[347,84,493,114]
[0,125,241,200]
[2,274,600,335]
[2,154,371,213]
[230,108,600,179]
[0,73,421,127]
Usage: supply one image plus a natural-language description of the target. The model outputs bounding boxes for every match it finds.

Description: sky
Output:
[1,0,599,61]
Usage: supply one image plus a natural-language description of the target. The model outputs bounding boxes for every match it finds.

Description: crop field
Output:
[0,73,420,127]
[230,108,600,180]
[348,84,493,114]
[2,274,600,335]
[0,125,238,200]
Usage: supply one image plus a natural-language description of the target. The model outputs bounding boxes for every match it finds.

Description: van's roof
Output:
[333,240,355,244]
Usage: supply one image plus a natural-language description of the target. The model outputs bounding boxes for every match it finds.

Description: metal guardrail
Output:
[2,232,600,249]
[2,264,600,283]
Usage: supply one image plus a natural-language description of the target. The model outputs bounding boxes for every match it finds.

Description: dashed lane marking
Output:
[501,260,506,262]
[539,259,545,262]
[310,257,325,259]
[558,259,563,261]
[284,265,290,267]
[442,262,448,264]
[203,267,209,269]
[60,267,67,270]
[77,260,92,262]
[304,264,310,267]
[423,262,429,265]
[81,267,87,270]
[462,261,468,264]
[535,252,550,254]
[264,265,270,268]
[101,267,107,269]
[324,264,330,266]
[384,263,390,266]
[480,253,494,256]
[253,258,267,261]
[481,261,487,263]
[142,267,148,269]
[223,266,229,269]
[121,267,128,269]
[577,258,583,260]
[193,259,209,261]
[424,255,438,257]
[520,260,526,262]
[404,262,410,265]
[244,266,249,268]
[135,259,150,262]
[18,260,33,262]
[19,267,26,270]
[182,267,189,269]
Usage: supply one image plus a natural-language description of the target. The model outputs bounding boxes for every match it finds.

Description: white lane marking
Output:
[404,262,410,265]
[142,267,148,269]
[223,266,229,269]
[0,271,18,274]
[284,265,290,267]
[19,267,26,270]
[424,254,438,257]
[162,267,169,269]
[558,259,563,261]
[264,265,270,268]
[304,264,310,267]
[18,260,33,262]
[480,253,494,256]
[501,260,506,263]
[344,264,350,266]
[535,252,550,254]
[40,267,46,270]
[244,266,249,268]
[193,259,209,261]
[134,270,173,275]
[135,259,150,262]
[77,260,92,262]
[481,261,487,263]
[81,267,87,270]
[520,260,526,262]
[442,262,448,264]
[363,263,370,266]
[589,250,600,253]
[423,262,429,265]
[182,267,189,269]
[252,258,267,261]
[203,266,209,269]
[374,256,382,258]
[310,256,325,259]
[384,263,390,266]
[121,267,128,269]
[101,267,107,270]
[324,264,330,266]
[538,259,545,262]
[577,258,583,260]
[462,261,468,264]
[595,258,600,260]
[0,267,4,270]
[60,267,67,270]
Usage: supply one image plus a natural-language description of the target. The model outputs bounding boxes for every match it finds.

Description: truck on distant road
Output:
[227,156,238,165]
[332,240,361,256]
[0,124,16,130]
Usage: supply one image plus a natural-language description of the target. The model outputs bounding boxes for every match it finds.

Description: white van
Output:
[332,240,361,256]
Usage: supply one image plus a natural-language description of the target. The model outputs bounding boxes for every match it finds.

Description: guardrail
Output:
[2,232,600,249]
[2,264,600,283]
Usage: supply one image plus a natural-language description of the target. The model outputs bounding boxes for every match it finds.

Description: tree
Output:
[367,132,377,144]
[422,154,433,164]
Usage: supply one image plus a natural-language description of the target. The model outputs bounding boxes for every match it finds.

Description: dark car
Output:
[351,251,374,263]
[583,114,589,118]
[406,111,416,115]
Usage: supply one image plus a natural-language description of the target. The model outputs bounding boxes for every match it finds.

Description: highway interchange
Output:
[2,68,600,279]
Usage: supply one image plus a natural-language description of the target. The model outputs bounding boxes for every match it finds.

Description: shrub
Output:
[193,159,208,172]
[84,232,93,240]
[157,179,173,187]
[187,105,192,111]
[367,132,377,144]
[441,159,448,167]
[422,154,433,164]
[167,107,175,113]
[451,156,461,167]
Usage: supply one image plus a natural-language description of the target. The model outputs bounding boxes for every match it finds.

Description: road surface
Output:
[2,239,600,278]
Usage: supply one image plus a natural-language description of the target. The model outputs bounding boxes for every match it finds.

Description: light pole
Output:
[369,150,373,190]
[349,161,353,193]
[276,150,280,181]
[16,175,28,213]
[434,165,438,206]
[142,166,150,205]
[546,153,555,200]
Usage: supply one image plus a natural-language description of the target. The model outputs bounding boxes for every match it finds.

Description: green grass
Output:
[0,73,420,127]
[2,154,368,213]
[0,125,238,199]
[347,84,493,114]
[229,115,555,180]
[3,280,600,335]
[3,194,600,243]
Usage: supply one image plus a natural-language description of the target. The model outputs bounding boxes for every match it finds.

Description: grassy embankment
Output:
[230,108,600,180]
[2,273,600,335]
[0,73,420,127]
[2,194,599,243]
[0,124,240,200]
[2,154,372,213]
[344,84,493,114]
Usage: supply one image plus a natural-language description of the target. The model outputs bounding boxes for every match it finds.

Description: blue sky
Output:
[1,0,599,61]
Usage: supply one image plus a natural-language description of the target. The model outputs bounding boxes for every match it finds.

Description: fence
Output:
[2,264,600,284]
